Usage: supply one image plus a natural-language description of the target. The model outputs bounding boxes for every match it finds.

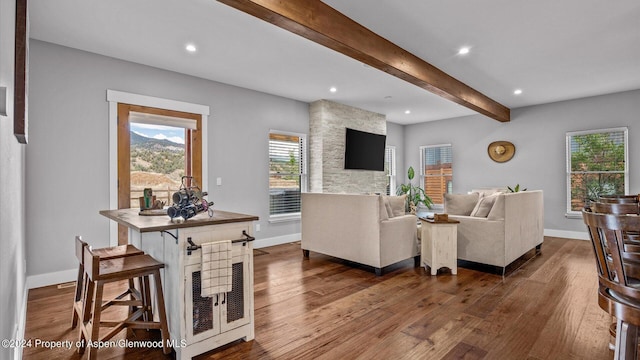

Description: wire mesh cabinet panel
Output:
[184,246,252,344]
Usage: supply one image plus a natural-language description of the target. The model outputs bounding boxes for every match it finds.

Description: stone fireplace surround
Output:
[309,100,387,194]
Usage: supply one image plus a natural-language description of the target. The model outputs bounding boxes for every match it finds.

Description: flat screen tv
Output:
[344,128,386,171]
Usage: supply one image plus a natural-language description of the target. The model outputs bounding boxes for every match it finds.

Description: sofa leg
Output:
[374,268,382,276]
[414,255,420,267]
[302,249,310,258]
[536,244,542,254]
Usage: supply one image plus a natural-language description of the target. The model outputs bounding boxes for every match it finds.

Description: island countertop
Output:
[100,208,259,233]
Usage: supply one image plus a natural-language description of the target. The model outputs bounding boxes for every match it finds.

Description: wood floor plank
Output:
[23,237,613,360]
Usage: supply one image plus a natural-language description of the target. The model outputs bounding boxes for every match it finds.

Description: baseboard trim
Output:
[544,228,589,241]
[254,233,301,249]
[26,268,76,290]
[23,230,583,289]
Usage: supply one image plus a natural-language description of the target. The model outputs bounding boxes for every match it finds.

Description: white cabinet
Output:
[420,220,458,275]
[130,220,255,360]
[101,209,258,360]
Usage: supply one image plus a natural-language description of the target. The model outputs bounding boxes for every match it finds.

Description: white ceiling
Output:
[28,0,640,125]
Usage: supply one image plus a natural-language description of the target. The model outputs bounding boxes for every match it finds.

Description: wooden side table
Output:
[420,218,459,275]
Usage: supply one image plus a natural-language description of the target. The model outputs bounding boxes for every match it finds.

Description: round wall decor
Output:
[488,141,515,163]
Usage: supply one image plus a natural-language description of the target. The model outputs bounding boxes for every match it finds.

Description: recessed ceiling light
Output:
[405,110,411,114]
[185,44,197,53]
[514,89,523,95]
[458,47,470,55]
[329,87,337,93]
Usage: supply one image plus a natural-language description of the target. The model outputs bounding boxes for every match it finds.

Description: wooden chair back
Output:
[583,210,640,358]
[582,210,640,300]
[75,236,88,264]
[83,246,100,282]
[598,195,639,204]
[592,202,640,215]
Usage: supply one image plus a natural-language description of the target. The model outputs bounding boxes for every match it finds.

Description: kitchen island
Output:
[100,208,258,360]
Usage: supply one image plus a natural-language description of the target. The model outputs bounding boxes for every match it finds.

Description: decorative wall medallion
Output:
[488,141,515,163]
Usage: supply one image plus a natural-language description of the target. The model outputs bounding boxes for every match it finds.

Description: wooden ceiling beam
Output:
[217,0,510,122]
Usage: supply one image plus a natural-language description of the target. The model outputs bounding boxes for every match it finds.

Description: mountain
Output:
[130,131,183,152]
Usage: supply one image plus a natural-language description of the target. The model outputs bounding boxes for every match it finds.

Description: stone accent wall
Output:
[309,100,387,194]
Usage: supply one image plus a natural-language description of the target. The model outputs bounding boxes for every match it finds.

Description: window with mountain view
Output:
[566,127,628,214]
[420,144,453,206]
[130,122,186,208]
[269,131,307,219]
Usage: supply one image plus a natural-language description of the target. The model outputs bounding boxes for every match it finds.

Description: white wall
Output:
[386,121,405,192]
[0,0,28,358]
[26,40,309,280]
[403,89,640,237]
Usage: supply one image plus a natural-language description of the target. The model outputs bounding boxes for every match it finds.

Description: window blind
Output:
[420,144,453,205]
[269,132,305,216]
[385,146,396,195]
[566,127,628,212]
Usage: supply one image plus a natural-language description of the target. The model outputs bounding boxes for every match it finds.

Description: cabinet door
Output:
[185,264,221,343]
[220,251,251,333]
[184,247,251,342]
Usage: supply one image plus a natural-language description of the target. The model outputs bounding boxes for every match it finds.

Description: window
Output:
[117,104,203,244]
[420,144,453,206]
[566,127,628,215]
[385,146,396,196]
[269,131,307,220]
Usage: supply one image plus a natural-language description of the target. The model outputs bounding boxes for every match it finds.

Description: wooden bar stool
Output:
[78,246,170,359]
[71,236,144,329]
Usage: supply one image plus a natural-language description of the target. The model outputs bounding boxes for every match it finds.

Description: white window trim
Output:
[268,130,307,222]
[107,90,210,245]
[420,143,452,208]
[565,127,629,218]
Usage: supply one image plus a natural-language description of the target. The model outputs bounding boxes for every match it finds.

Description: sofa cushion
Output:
[444,193,479,216]
[385,195,406,217]
[472,188,508,197]
[470,193,500,217]
[379,196,389,221]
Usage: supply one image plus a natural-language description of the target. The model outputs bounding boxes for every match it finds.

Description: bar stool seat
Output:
[78,247,170,359]
[71,236,144,329]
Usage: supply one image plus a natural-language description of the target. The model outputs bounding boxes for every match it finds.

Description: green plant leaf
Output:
[407,166,415,181]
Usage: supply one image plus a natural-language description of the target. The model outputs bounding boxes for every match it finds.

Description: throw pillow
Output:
[470,193,500,217]
[444,193,479,215]
[379,196,389,221]
[384,198,394,218]
[386,195,406,217]
[473,188,508,198]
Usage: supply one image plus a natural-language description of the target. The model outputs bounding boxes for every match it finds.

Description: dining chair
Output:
[583,210,640,359]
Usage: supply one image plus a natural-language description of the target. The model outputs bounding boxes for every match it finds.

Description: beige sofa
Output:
[444,189,544,273]
[301,193,419,275]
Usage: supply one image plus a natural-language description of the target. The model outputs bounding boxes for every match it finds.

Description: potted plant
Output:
[397,166,433,213]
[507,184,527,193]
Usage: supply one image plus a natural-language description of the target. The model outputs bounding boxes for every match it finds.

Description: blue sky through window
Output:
[130,122,185,144]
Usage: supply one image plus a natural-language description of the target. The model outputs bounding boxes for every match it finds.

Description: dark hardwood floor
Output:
[23,237,612,359]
